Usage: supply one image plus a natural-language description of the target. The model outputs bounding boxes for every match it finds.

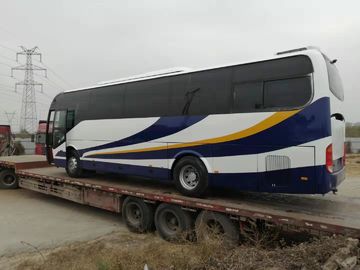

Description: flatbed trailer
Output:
[0,155,49,189]
[1,155,360,242]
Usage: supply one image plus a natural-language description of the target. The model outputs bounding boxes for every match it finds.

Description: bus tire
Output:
[122,197,154,233]
[195,211,239,246]
[154,203,193,242]
[173,156,208,197]
[66,150,83,178]
[0,169,18,189]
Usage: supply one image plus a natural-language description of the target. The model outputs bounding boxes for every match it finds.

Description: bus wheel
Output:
[66,150,83,178]
[155,203,193,242]
[173,156,208,197]
[0,169,18,189]
[195,211,239,246]
[122,197,154,233]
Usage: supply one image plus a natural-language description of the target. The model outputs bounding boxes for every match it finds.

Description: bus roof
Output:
[64,46,323,94]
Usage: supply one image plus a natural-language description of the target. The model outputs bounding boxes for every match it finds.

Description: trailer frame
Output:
[1,155,360,241]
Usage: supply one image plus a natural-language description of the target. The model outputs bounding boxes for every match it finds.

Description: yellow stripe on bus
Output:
[88,110,299,156]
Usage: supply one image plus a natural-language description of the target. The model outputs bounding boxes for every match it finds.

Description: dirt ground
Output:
[347,154,360,176]
[0,155,359,270]
[0,189,126,257]
[7,231,360,270]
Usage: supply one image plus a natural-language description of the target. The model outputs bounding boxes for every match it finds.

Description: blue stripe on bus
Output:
[89,97,330,160]
[54,158,170,180]
[210,166,328,194]
[56,115,206,158]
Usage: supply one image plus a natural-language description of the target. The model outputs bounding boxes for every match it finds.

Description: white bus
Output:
[46,47,345,197]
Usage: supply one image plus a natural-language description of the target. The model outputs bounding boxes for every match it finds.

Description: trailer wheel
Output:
[66,150,83,178]
[0,169,18,189]
[173,156,208,197]
[195,211,239,245]
[155,203,193,242]
[122,197,154,233]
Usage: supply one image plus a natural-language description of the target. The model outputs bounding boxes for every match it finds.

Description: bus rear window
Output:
[324,56,344,101]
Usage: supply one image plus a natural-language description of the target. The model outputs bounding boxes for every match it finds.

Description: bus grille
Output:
[265,155,291,171]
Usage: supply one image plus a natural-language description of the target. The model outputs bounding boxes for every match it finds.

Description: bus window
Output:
[233,81,263,112]
[53,111,67,147]
[66,110,75,131]
[169,74,191,116]
[263,76,312,109]
[169,69,231,116]
[124,78,170,118]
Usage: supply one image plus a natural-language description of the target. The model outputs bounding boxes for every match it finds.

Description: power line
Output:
[0,73,15,78]
[34,59,73,88]
[39,91,56,100]
[0,83,15,90]
[0,53,17,63]
[0,61,12,68]
[0,43,17,53]
[0,25,23,43]
[0,90,49,107]
[33,72,64,91]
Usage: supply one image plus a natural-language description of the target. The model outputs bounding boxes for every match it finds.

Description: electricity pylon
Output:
[4,111,16,126]
[11,46,47,133]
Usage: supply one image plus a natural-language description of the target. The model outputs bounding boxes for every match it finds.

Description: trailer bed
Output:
[0,155,48,171]
[17,166,360,238]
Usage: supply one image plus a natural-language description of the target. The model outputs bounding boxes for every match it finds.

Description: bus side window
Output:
[263,76,312,109]
[66,110,75,132]
[233,82,263,113]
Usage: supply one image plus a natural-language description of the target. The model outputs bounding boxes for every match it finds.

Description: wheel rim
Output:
[179,165,200,190]
[3,174,16,186]
[125,202,142,226]
[68,156,78,174]
[160,210,181,236]
[206,220,225,235]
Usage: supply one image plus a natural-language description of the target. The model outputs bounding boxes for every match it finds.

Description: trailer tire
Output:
[195,211,239,245]
[0,169,18,189]
[122,197,154,233]
[66,150,83,178]
[155,203,193,242]
[173,156,208,197]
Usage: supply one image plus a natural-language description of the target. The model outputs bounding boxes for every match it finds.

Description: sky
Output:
[0,0,359,131]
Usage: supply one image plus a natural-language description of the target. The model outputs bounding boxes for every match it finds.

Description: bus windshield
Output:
[324,55,344,101]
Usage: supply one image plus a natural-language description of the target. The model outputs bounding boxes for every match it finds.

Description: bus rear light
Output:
[326,144,333,173]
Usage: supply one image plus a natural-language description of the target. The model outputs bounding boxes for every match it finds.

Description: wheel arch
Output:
[170,150,212,177]
[66,145,78,158]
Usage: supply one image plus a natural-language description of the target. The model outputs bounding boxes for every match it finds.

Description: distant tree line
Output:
[346,123,360,137]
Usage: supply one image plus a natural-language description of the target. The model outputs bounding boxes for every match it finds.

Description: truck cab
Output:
[35,121,47,155]
[0,125,14,156]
